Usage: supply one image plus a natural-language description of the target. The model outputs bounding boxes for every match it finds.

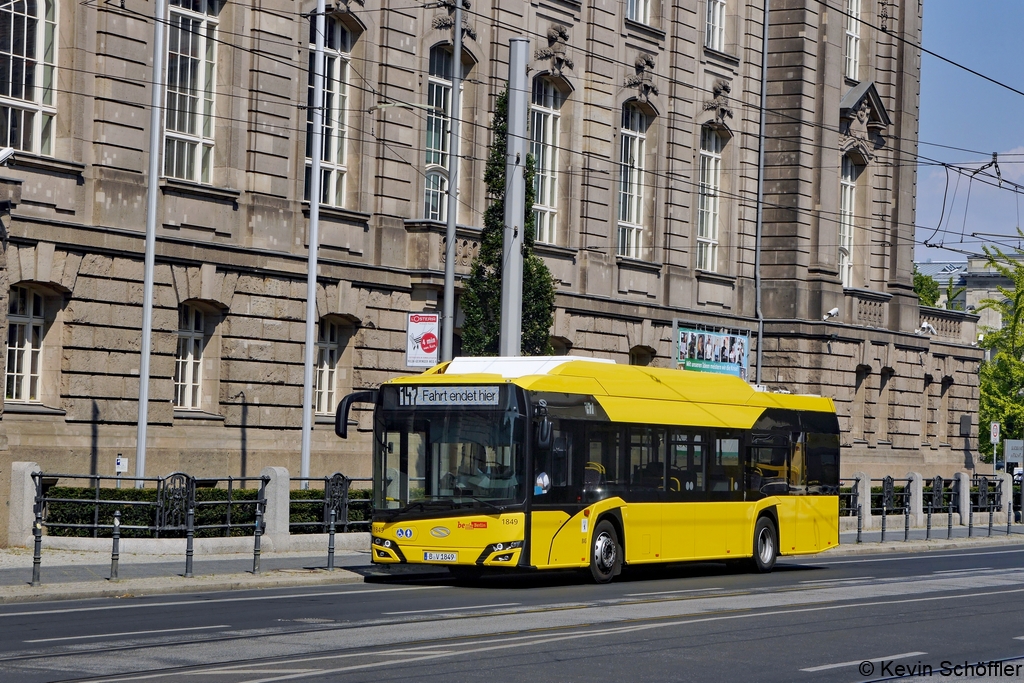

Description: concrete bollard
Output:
[260,466,291,552]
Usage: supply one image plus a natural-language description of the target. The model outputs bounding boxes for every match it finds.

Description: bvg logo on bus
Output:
[457,521,488,530]
[430,527,451,538]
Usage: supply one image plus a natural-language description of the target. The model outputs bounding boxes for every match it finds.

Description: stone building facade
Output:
[0,0,981,542]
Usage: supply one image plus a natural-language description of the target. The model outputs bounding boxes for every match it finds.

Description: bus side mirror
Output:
[536,417,553,450]
[335,390,378,438]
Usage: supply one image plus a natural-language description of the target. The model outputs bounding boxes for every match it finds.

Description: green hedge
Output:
[289,488,371,535]
[44,485,374,538]
[45,486,259,538]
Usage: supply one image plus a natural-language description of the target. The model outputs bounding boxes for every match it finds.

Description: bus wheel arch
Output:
[750,512,778,573]
[590,513,624,583]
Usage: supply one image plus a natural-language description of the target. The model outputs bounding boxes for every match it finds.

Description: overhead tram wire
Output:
[74,2,1019,256]
[88,0,1013,190]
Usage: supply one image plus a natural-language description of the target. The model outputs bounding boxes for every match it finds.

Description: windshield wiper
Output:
[457,495,504,513]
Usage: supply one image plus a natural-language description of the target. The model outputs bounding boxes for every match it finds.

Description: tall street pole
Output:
[499,38,529,357]
[440,1,463,362]
[136,0,167,485]
[754,0,770,387]
[300,0,327,486]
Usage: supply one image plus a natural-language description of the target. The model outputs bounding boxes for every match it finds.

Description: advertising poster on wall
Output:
[406,313,440,367]
[676,327,749,379]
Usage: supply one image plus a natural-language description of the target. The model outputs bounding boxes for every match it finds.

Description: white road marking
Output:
[799,651,927,672]
[25,624,230,643]
[625,587,724,597]
[82,585,1024,683]
[383,602,519,615]
[799,576,873,584]
[792,547,1024,566]
[0,585,445,618]
[933,567,992,573]
[1014,636,1024,640]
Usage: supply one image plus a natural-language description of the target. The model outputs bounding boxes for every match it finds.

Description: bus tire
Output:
[590,520,622,584]
[751,516,778,573]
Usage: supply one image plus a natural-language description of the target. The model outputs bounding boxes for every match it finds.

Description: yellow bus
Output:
[336,357,840,583]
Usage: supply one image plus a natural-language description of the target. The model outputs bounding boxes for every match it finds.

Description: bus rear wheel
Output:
[751,517,777,573]
[590,520,622,584]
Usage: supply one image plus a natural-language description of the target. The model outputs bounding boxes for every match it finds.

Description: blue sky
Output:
[915,0,1024,263]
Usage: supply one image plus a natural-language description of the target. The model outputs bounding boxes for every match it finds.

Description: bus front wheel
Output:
[751,517,777,573]
[590,520,622,584]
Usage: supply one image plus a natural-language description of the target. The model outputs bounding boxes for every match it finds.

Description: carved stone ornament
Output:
[535,24,574,76]
[334,0,364,8]
[433,0,476,40]
[702,79,734,124]
[440,236,479,268]
[624,53,658,103]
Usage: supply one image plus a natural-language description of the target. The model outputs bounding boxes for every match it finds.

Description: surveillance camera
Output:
[0,147,14,166]
[822,307,840,321]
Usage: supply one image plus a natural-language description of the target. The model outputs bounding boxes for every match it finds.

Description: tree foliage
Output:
[461,87,556,356]
[913,266,940,307]
[976,242,1024,462]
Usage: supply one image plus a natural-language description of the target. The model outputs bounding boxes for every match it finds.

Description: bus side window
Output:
[629,427,666,491]
[669,431,704,495]
[585,424,622,498]
[709,436,742,493]
[805,432,840,493]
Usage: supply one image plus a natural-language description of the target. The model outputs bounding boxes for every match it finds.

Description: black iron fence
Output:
[33,472,268,539]
[871,476,911,542]
[289,473,372,534]
[839,478,862,543]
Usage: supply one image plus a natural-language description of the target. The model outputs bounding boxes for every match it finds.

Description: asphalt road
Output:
[2,547,1024,682]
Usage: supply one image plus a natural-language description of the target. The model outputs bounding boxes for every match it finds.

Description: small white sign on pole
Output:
[991,421,1001,445]
[406,313,440,367]
[115,455,129,474]
[1005,439,1024,465]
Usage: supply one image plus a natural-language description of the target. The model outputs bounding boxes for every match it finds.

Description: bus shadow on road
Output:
[356,559,824,589]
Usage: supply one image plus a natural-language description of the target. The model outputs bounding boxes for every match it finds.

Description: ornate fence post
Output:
[31,510,43,587]
[252,495,264,575]
[184,505,195,578]
[110,510,121,581]
[855,478,863,544]
[881,476,894,543]
[327,508,337,571]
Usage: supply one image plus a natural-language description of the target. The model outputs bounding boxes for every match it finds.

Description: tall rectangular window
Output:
[0,0,56,155]
[839,156,856,288]
[844,0,861,80]
[617,105,646,259]
[315,319,342,414]
[424,46,453,221]
[5,285,43,402]
[174,303,204,410]
[531,78,560,245]
[706,0,726,52]
[304,17,350,208]
[697,127,722,272]
[164,0,217,183]
[627,0,651,24]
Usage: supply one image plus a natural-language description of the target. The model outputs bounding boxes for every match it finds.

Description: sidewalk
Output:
[3,528,1024,604]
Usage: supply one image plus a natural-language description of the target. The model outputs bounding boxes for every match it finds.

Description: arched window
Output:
[424,46,454,221]
[839,156,858,288]
[629,346,653,366]
[0,0,56,155]
[305,16,351,207]
[531,77,562,244]
[697,127,723,272]
[315,317,353,414]
[5,284,45,402]
[174,303,205,409]
[617,104,648,259]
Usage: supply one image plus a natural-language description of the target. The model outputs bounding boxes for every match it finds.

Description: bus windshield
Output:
[374,400,527,511]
